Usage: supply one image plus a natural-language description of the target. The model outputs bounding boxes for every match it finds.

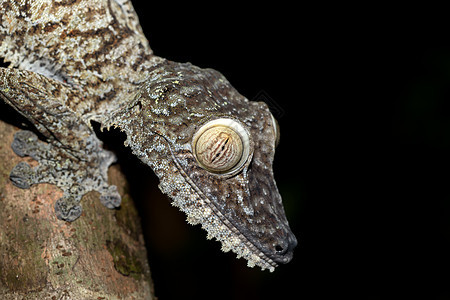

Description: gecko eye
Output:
[192,118,252,175]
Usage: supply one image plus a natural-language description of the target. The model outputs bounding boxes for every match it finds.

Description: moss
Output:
[106,239,143,280]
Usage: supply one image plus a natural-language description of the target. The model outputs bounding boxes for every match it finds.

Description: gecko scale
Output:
[0,0,297,271]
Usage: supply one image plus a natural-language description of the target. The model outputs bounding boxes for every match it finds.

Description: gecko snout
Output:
[271,234,298,264]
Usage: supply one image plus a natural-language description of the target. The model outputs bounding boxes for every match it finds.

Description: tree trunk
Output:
[0,120,155,299]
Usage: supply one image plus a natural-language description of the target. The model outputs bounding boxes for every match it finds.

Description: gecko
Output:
[0,0,297,272]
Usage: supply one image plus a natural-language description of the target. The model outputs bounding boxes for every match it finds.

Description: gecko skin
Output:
[0,0,297,271]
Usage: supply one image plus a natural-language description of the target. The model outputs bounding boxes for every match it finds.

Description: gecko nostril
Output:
[274,244,286,254]
[271,235,297,264]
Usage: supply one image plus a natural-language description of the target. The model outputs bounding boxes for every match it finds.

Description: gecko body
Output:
[0,0,296,271]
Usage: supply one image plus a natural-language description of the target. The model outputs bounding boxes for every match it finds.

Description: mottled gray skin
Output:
[0,0,296,271]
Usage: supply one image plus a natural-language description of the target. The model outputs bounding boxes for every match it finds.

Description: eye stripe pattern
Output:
[192,118,252,175]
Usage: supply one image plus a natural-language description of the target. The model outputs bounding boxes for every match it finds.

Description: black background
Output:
[132,4,450,299]
[132,6,450,299]
[2,3,450,299]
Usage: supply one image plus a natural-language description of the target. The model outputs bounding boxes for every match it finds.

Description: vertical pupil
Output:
[195,126,243,173]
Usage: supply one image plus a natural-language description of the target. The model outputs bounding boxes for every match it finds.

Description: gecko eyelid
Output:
[270,113,280,148]
[191,118,252,176]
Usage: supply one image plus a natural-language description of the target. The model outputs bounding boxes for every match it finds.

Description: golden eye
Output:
[192,118,252,175]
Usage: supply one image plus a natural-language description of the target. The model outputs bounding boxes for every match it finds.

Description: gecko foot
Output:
[10,161,35,189]
[54,195,82,222]
[3,69,122,222]
[99,185,121,209]
[9,129,121,222]
[11,130,40,158]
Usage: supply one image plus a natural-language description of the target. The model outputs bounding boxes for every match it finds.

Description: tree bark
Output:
[0,120,155,299]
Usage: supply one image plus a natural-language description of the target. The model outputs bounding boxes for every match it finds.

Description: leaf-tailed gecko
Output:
[0,0,297,272]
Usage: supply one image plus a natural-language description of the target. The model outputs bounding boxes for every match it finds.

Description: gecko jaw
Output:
[163,148,278,272]
[171,183,278,272]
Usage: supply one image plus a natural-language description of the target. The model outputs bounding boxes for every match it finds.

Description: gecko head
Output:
[116,60,297,271]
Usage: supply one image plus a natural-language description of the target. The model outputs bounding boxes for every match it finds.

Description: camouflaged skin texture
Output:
[0,67,121,221]
[0,0,296,271]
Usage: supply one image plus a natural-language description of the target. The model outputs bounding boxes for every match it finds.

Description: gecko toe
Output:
[99,185,121,209]
[10,161,35,189]
[11,130,38,157]
[55,196,82,222]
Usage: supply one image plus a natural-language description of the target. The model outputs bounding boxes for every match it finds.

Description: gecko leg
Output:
[9,129,121,221]
[1,68,121,221]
